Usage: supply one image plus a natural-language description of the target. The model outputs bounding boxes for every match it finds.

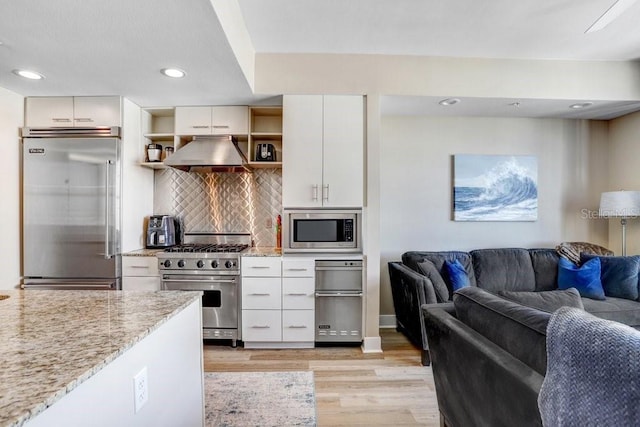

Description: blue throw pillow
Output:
[445,259,471,291]
[580,254,640,301]
[557,257,605,300]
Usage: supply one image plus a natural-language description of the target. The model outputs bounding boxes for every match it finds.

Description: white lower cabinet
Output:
[122,256,160,291]
[241,256,315,348]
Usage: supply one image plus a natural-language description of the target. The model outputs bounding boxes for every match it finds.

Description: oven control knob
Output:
[178,260,185,268]
[211,260,219,268]
[196,260,204,268]
[225,260,234,269]
[163,260,171,268]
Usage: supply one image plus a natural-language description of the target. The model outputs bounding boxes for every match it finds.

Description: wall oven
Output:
[283,209,361,253]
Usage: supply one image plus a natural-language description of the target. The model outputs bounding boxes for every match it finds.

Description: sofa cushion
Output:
[496,288,584,313]
[558,257,605,300]
[580,254,640,301]
[445,259,471,291]
[453,287,550,375]
[402,251,477,287]
[470,248,536,292]
[416,260,450,302]
[529,249,560,291]
[582,296,640,327]
[556,241,614,265]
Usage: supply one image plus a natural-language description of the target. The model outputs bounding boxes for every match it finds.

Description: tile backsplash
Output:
[153,168,282,247]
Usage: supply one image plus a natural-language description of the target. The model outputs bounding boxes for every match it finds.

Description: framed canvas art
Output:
[453,155,538,221]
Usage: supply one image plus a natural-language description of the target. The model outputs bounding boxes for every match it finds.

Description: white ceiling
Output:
[1,0,640,117]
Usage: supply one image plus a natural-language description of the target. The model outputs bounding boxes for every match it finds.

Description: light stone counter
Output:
[243,247,282,257]
[0,290,201,427]
[121,248,163,257]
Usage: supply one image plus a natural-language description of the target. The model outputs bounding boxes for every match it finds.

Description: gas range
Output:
[157,233,250,273]
[157,232,251,346]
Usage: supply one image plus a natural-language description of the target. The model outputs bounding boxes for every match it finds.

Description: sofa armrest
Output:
[423,306,544,427]
[388,262,438,355]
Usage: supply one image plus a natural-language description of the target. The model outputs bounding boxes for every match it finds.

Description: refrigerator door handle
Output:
[104,160,113,259]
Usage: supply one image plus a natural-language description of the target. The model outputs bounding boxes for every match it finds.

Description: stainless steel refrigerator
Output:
[22,127,122,290]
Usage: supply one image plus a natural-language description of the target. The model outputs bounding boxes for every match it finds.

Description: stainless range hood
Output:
[164,135,251,173]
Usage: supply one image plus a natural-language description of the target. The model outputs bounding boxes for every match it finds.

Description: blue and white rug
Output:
[204,371,317,426]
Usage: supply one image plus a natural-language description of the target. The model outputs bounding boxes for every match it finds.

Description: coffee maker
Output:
[146,215,179,248]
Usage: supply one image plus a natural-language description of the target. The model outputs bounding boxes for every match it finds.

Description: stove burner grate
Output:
[164,243,249,253]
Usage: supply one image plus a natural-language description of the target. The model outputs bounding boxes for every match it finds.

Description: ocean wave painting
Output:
[453,155,538,221]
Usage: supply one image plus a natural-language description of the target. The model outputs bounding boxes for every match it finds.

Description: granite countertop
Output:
[243,247,282,257]
[0,289,201,427]
[122,248,164,257]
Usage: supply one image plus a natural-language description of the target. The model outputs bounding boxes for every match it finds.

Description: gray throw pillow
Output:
[416,259,450,302]
[496,288,584,313]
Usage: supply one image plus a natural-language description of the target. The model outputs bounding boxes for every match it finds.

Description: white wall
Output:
[379,115,610,315]
[121,99,154,252]
[607,111,640,256]
[0,87,24,289]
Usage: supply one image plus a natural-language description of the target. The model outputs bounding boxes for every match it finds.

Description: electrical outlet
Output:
[133,367,149,413]
[266,218,272,228]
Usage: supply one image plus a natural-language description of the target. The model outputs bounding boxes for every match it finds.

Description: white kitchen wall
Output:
[379,115,610,315]
[607,111,640,256]
[0,87,23,289]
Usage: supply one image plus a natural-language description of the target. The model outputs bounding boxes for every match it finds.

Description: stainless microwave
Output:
[282,209,362,253]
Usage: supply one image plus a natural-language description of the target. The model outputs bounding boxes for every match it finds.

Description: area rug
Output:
[204,371,317,426]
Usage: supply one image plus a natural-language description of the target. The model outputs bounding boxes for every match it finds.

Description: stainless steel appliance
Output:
[283,209,361,253]
[22,127,122,290]
[146,215,179,248]
[157,233,250,346]
[315,259,363,343]
[163,135,251,173]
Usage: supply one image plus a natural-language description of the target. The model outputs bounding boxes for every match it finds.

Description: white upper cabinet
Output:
[282,95,364,208]
[174,106,248,136]
[25,96,121,127]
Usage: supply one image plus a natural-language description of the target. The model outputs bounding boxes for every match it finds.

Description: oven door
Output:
[161,274,238,330]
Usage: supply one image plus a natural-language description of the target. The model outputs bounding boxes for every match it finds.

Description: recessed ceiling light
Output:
[439,98,460,106]
[570,102,594,109]
[13,69,44,80]
[161,68,186,78]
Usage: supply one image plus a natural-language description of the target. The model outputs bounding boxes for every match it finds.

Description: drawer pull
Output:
[192,125,210,129]
[212,125,230,128]
[52,118,72,122]
[285,268,308,271]
[250,293,270,296]
[250,266,271,269]
[288,325,307,329]
[286,293,307,296]
[74,118,94,122]
[251,325,270,329]
[130,265,150,269]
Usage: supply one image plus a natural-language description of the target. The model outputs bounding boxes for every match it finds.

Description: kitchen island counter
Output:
[0,289,203,427]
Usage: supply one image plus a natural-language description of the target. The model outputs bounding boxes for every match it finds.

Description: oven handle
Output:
[162,278,236,284]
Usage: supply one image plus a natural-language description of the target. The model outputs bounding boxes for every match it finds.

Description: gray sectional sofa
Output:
[388,247,640,365]
[422,287,640,427]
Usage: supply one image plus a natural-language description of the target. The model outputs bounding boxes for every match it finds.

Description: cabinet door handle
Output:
[250,292,271,296]
[52,118,72,123]
[312,185,318,201]
[130,265,150,269]
[74,118,94,122]
[251,325,270,329]
[288,325,307,329]
[191,125,210,129]
[286,293,307,296]
[323,184,329,202]
[250,266,271,270]
[212,125,229,129]
[285,268,307,271]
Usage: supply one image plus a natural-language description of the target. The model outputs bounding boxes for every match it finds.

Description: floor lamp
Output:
[599,190,640,256]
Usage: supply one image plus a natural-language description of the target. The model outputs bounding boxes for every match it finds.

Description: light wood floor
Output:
[203,329,440,426]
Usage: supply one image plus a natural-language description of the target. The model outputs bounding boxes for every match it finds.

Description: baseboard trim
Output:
[379,314,396,329]
[361,336,382,353]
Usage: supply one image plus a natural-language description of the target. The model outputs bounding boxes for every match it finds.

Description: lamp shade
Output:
[599,191,640,218]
